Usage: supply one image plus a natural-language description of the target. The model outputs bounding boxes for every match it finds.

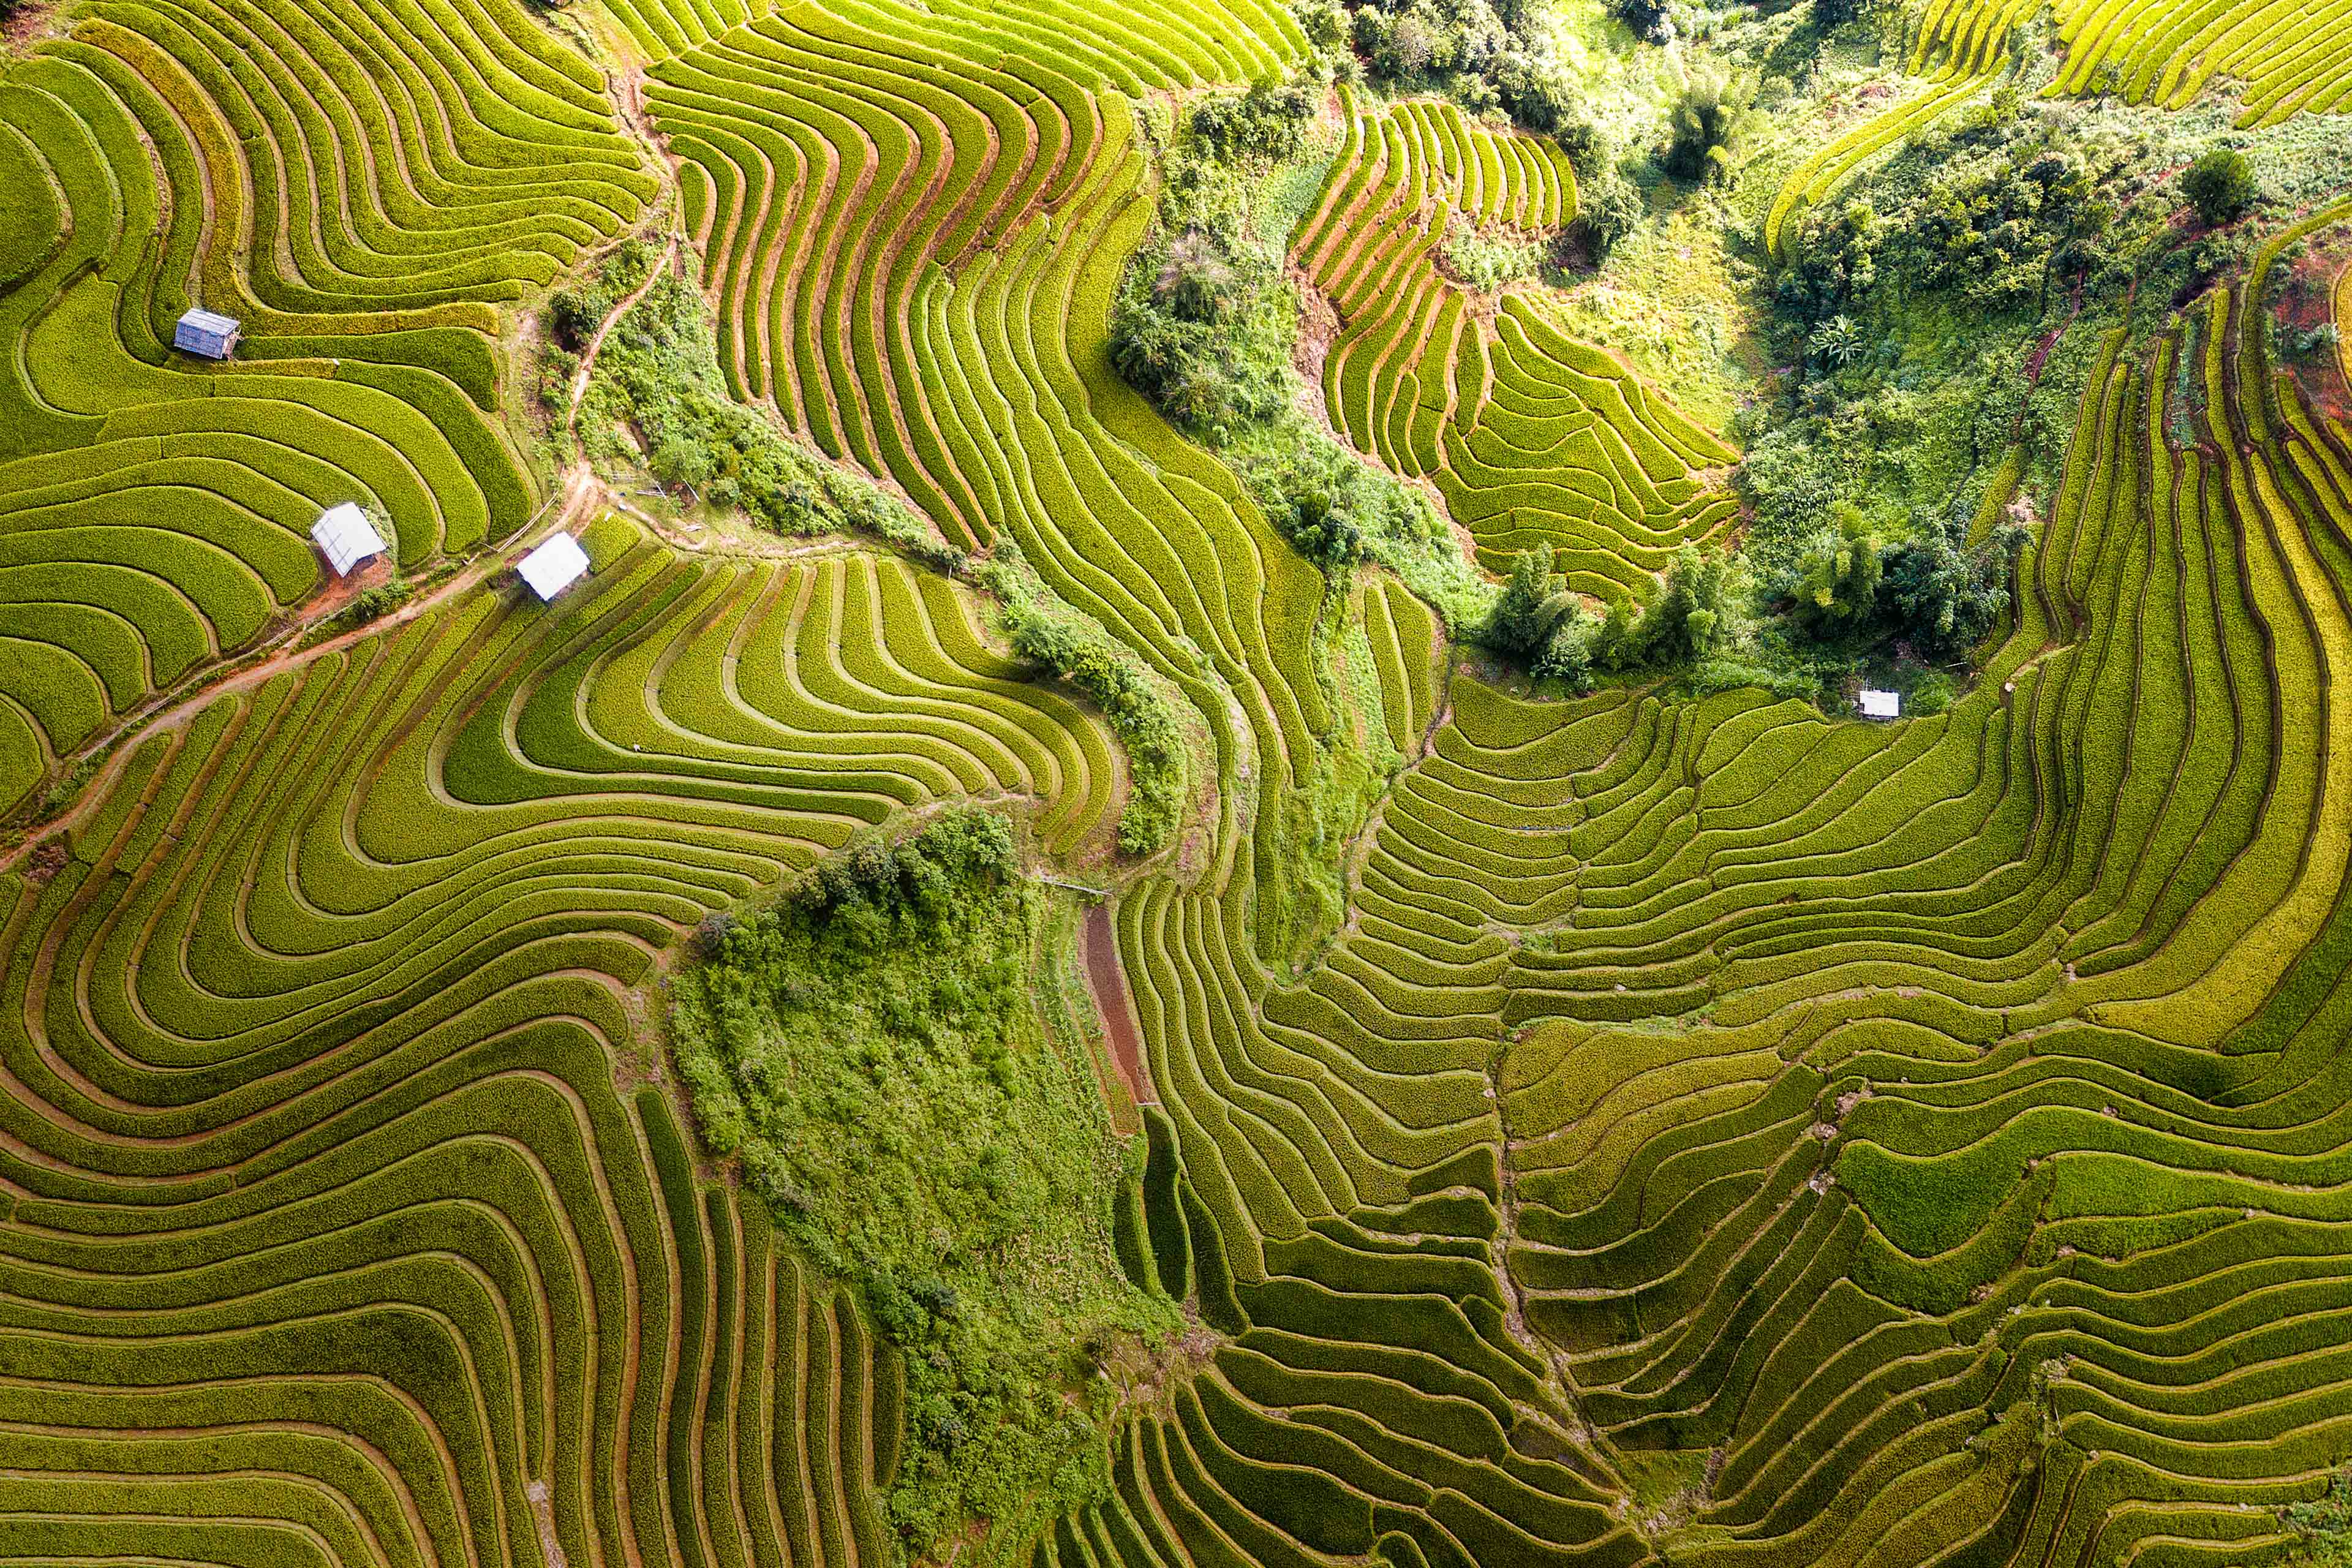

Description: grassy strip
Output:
[573,249,960,570]
[973,543,1188,858]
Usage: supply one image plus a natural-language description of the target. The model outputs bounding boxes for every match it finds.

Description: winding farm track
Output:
[8,0,2352,1562]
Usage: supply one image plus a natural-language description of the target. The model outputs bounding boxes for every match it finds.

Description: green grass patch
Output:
[1548,192,1758,432]
[668,809,1180,1559]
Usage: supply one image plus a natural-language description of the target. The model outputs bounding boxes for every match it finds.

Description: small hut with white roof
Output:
[310,503,386,577]
[173,308,241,359]
[518,533,591,601]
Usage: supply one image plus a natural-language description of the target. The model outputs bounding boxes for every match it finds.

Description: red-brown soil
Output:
[1084,901,1155,1106]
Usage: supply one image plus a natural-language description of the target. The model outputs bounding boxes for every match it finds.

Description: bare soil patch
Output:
[1083,901,1154,1106]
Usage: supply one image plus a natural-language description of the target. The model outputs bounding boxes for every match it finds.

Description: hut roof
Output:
[310,503,386,577]
[518,533,591,601]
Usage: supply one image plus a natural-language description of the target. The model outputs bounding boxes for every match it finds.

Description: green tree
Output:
[1588,597,1641,671]
[1533,602,1596,689]
[1879,521,2019,661]
[1790,503,1882,635]
[1612,0,1671,43]
[1814,314,1866,368]
[1643,545,1738,663]
[2182,148,2256,226]
[1566,165,1645,265]
[1662,72,1752,184]
[1485,544,1561,655]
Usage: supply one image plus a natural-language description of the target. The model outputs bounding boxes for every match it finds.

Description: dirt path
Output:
[6,176,677,873]
[0,465,609,876]
[1083,902,1155,1106]
[0,545,515,874]
[569,238,675,434]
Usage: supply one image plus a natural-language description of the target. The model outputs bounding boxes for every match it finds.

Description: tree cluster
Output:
[1306,0,1602,152]
[1776,97,2120,330]
[790,808,1017,925]
[1233,435,1438,570]
[1189,76,1319,164]
[1478,511,2024,698]
[1779,508,2026,663]
[1478,544,1739,690]
[1107,98,1302,439]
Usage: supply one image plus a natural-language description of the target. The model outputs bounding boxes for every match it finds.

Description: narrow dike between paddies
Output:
[1083,899,1156,1106]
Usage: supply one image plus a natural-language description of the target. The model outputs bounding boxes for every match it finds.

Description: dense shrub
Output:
[546,288,598,352]
[344,579,411,625]
[2286,1466,2352,1565]
[1661,72,1754,184]
[1231,434,1435,570]
[2182,147,2256,225]
[1329,0,1587,139]
[1109,222,1296,437]
[1442,216,1544,291]
[1189,77,1318,166]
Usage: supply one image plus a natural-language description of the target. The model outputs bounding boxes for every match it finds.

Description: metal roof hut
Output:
[518,533,591,601]
[1857,688,1901,721]
[310,503,386,577]
[174,308,240,360]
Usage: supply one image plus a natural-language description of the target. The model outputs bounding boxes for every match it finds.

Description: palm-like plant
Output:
[1815,313,1866,368]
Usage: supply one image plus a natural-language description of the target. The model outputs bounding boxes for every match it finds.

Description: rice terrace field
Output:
[8,0,2352,1558]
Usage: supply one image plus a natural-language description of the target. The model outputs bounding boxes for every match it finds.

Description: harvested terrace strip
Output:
[0,527,1119,1567]
[1292,91,1739,595]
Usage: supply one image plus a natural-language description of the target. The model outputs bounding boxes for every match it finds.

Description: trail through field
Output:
[1084,902,1155,1106]
[0,464,611,872]
[570,239,676,432]
[0,550,503,872]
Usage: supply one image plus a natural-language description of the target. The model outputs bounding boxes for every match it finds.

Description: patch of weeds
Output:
[671,810,1181,1562]
[574,253,961,570]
